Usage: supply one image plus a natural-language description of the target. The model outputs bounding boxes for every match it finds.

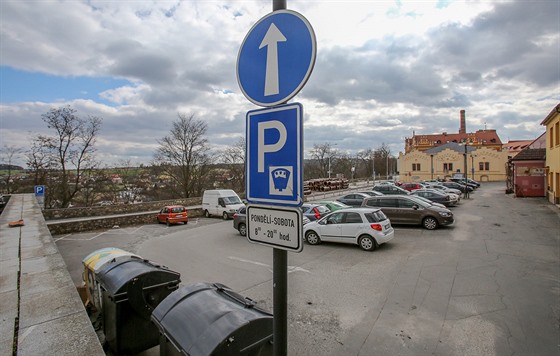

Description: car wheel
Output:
[223,212,229,220]
[166,220,171,227]
[238,223,247,236]
[359,235,377,251]
[204,210,210,218]
[305,231,321,245]
[423,217,438,230]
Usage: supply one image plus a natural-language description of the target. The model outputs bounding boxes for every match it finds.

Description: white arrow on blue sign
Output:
[246,103,303,206]
[237,10,316,107]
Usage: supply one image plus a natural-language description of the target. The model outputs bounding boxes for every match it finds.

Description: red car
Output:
[156,205,188,226]
[401,182,425,192]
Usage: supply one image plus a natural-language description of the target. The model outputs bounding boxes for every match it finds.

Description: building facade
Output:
[510,133,547,197]
[399,109,508,183]
[404,110,503,153]
[541,103,560,204]
[398,143,509,182]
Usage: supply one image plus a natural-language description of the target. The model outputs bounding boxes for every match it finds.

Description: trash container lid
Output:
[96,258,179,296]
[82,247,140,273]
[152,282,273,356]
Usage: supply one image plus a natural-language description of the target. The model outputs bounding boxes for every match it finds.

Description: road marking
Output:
[18,325,35,345]
[228,256,309,274]
[54,220,200,241]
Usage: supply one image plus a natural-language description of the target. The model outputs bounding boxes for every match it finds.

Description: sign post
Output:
[237,1,315,353]
[34,185,45,209]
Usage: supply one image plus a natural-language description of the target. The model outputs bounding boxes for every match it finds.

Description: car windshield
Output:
[365,210,387,223]
[316,205,330,213]
[224,196,242,204]
[406,196,431,207]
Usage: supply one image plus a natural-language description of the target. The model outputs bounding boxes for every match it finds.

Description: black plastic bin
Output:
[151,282,273,356]
[96,256,181,355]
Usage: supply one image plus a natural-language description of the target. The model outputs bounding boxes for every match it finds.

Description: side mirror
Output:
[219,202,225,207]
[319,219,327,225]
[412,205,419,210]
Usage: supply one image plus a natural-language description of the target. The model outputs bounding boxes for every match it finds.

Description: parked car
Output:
[233,206,247,236]
[401,182,426,192]
[317,200,352,212]
[300,203,331,221]
[156,205,188,226]
[233,206,310,236]
[450,177,480,188]
[428,184,463,198]
[202,189,244,220]
[336,193,373,207]
[358,191,384,197]
[372,184,410,195]
[303,208,394,251]
[441,181,474,194]
[409,189,457,207]
[408,195,446,209]
[361,195,454,230]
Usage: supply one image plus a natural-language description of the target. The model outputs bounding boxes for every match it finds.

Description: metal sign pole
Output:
[273,248,287,355]
[271,0,288,353]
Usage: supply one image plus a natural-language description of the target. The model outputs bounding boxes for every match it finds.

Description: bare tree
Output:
[0,144,23,194]
[376,143,392,179]
[28,106,102,208]
[153,113,211,198]
[307,143,339,179]
[219,137,245,192]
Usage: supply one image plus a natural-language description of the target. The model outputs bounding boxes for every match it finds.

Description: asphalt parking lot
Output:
[54,182,560,355]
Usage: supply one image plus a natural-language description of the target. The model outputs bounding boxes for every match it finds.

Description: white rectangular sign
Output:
[246,204,303,252]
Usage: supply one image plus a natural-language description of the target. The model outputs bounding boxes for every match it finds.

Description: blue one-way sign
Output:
[237,10,316,107]
[246,103,303,206]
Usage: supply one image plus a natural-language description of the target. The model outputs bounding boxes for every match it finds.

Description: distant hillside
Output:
[0,164,24,170]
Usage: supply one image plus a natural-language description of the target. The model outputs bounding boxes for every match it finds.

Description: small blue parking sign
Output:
[34,185,45,196]
[246,103,303,206]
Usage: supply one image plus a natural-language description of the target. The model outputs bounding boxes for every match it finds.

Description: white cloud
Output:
[0,0,558,167]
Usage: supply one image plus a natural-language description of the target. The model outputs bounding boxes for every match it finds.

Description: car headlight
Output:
[439,211,452,217]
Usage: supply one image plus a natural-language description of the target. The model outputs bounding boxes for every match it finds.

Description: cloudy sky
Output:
[1,0,558,167]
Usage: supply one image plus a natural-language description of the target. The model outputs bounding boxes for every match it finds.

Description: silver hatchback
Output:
[303,208,394,251]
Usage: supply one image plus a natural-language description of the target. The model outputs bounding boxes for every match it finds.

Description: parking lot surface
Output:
[55,182,560,355]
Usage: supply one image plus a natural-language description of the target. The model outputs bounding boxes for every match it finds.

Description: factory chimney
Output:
[459,110,466,134]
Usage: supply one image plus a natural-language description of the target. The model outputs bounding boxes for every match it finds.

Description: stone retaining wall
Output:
[46,208,204,235]
[42,197,202,220]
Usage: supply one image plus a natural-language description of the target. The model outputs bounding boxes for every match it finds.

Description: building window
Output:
[443,163,453,173]
[551,122,560,146]
[479,162,490,171]
[551,125,555,148]
[412,163,421,171]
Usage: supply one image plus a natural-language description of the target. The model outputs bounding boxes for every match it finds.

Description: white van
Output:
[202,189,244,220]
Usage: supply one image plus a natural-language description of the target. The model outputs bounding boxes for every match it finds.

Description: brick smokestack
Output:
[459,109,466,134]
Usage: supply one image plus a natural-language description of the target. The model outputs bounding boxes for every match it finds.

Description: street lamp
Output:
[328,143,338,178]
[430,154,434,180]
[462,142,469,199]
[471,154,475,181]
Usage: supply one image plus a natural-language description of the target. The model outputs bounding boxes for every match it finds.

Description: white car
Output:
[303,208,394,251]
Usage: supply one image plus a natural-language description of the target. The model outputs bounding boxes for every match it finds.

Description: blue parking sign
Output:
[246,103,303,206]
[34,185,45,196]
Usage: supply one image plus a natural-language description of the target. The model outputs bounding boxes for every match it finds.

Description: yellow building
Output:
[541,103,560,204]
[398,143,509,182]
